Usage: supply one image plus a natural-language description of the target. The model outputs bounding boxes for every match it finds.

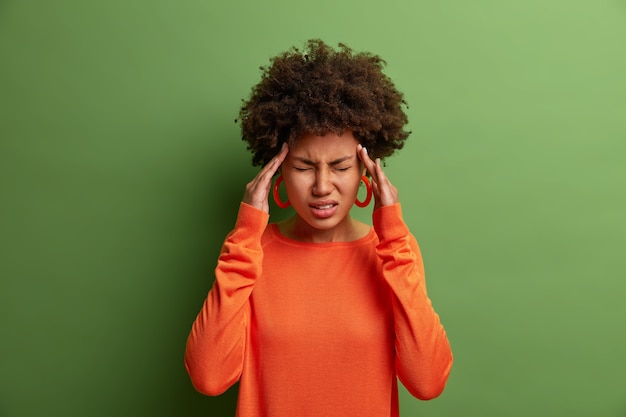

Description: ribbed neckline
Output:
[266,223,377,249]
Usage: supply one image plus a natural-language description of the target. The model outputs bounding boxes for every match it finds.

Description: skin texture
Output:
[242,131,399,243]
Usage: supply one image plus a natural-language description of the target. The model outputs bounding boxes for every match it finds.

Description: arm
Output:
[357,145,452,399]
[374,204,453,400]
[184,203,268,395]
[185,144,289,395]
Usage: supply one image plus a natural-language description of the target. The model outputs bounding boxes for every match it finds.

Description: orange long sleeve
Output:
[374,204,453,400]
[185,202,452,416]
[185,202,268,396]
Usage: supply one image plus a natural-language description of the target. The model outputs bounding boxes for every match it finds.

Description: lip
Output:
[309,200,338,219]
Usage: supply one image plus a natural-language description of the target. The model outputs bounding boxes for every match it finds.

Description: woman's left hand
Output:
[357,144,399,210]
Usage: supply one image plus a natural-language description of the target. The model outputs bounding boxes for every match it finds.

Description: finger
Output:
[258,145,286,178]
[255,143,289,186]
[277,141,289,160]
[375,158,396,193]
[374,158,399,207]
[356,144,378,181]
[269,143,289,175]
[374,158,387,183]
[259,144,289,190]
[243,144,289,210]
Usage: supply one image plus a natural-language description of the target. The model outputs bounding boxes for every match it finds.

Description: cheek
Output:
[342,174,363,194]
[282,174,311,197]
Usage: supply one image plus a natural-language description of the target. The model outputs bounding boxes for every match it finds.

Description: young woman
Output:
[185,39,453,417]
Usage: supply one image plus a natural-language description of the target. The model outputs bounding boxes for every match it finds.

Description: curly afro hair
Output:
[238,39,410,167]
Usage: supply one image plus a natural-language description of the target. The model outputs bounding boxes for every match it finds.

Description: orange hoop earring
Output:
[355,175,373,208]
[273,175,291,208]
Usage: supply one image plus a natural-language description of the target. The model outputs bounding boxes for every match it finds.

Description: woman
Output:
[185,39,453,417]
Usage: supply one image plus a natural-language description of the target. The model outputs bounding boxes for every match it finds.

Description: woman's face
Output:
[281,131,363,238]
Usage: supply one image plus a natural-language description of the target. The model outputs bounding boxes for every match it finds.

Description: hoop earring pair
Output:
[272,175,372,208]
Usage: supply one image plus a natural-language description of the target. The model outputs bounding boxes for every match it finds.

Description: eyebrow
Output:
[292,155,355,166]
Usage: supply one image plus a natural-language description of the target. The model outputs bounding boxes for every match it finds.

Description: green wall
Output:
[1,1,625,416]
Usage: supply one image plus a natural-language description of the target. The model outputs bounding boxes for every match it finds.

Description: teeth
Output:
[316,204,334,209]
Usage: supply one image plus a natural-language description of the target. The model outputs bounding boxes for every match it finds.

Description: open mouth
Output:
[312,204,336,210]
[309,202,338,218]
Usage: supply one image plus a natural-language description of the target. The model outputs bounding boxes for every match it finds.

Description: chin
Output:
[302,212,350,231]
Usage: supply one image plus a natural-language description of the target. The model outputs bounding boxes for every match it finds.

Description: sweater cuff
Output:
[233,202,270,241]
[373,203,410,242]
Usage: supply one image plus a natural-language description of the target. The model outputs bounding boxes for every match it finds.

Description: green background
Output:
[1,0,625,416]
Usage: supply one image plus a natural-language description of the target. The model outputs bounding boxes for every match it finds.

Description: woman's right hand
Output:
[242,143,289,213]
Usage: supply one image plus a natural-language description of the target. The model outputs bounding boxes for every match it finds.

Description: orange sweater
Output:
[185,203,452,416]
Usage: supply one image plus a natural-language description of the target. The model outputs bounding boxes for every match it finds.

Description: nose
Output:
[312,169,333,196]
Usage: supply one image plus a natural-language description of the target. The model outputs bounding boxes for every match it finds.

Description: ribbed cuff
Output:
[234,202,270,241]
[372,203,409,242]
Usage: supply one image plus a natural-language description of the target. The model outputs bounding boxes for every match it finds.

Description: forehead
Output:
[290,131,359,158]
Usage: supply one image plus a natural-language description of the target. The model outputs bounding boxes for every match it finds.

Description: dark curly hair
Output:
[238,39,410,166]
